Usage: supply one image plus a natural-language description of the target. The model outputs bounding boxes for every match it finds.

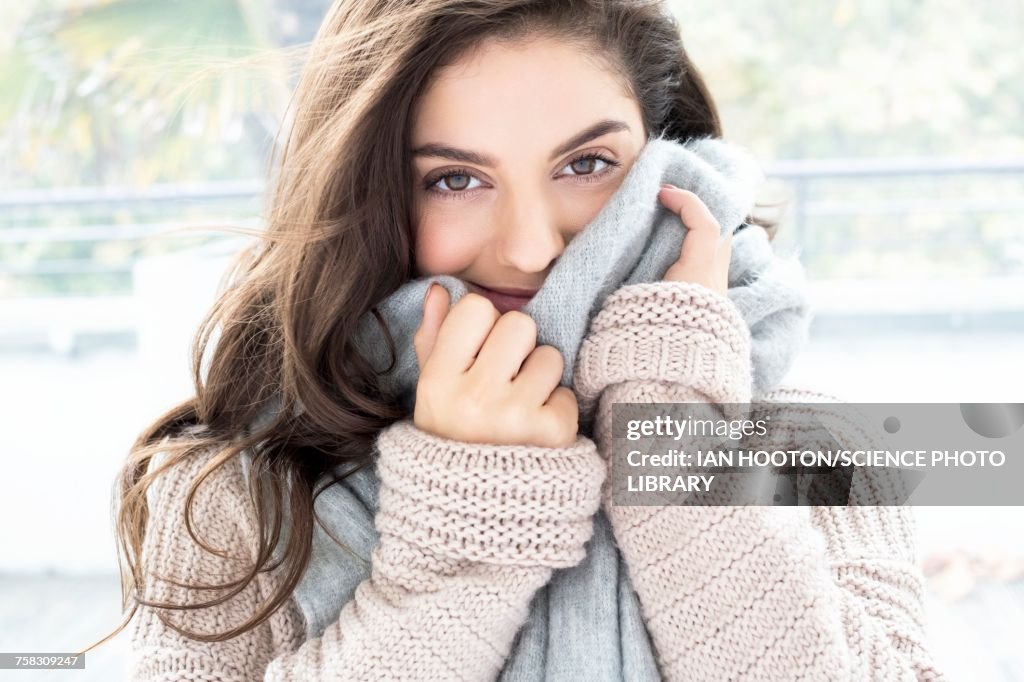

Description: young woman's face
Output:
[410,34,648,313]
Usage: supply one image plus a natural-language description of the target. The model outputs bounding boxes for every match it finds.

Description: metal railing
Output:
[1,158,1022,352]
[0,157,1019,274]
[765,158,1024,257]
[2,157,1022,278]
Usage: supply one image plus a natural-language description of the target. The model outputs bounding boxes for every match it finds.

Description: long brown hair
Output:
[85,0,780,652]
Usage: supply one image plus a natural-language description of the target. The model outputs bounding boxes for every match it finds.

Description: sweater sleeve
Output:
[126,442,307,681]
[127,420,606,682]
[572,280,948,682]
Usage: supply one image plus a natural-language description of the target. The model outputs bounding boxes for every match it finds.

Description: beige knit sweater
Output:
[126,280,948,681]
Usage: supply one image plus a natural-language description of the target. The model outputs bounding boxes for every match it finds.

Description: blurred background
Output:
[0,0,1022,679]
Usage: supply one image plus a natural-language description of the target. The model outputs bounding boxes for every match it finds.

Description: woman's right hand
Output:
[412,282,579,448]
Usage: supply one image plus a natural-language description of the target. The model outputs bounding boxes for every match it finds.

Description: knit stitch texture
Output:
[267,134,813,676]
[126,280,948,681]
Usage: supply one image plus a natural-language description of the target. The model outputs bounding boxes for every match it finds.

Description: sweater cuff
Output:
[373,420,606,568]
[759,391,920,564]
[811,505,919,567]
[573,281,753,408]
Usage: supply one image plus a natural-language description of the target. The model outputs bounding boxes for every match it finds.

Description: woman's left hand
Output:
[657,184,732,296]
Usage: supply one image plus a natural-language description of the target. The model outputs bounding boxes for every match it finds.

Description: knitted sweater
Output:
[126,280,947,681]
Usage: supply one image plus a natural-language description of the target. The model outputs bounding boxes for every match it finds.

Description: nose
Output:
[494,192,572,274]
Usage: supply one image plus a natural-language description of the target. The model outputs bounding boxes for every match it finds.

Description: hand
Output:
[657,184,732,296]
[412,283,580,448]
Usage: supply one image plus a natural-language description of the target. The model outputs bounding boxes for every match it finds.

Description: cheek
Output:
[564,189,617,233]
[577,175,630,227]
[414,210,488,275]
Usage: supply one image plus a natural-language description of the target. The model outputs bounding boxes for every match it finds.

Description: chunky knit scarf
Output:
[246,133,812,680]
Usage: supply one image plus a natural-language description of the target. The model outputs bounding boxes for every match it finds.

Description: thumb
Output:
[414,282,450,370]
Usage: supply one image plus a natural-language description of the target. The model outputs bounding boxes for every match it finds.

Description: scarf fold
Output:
[243,133,813,680]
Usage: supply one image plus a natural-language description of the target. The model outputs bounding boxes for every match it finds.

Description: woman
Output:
[93,0,947,679]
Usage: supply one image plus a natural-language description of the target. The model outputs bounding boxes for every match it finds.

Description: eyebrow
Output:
[411,119,632,167]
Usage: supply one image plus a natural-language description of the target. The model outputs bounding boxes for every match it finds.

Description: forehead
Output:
[411,35,637,147]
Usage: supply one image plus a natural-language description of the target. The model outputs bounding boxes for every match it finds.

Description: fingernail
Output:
[660,182,676,190]
[423,282,436,306]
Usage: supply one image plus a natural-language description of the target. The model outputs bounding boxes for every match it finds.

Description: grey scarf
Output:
[244,133,812,680]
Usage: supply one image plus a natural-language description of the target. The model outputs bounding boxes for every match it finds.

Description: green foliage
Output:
[0,0,1020,291]
[669,0,1024,160]
[0,0,290,187]
[5,0,1022,184]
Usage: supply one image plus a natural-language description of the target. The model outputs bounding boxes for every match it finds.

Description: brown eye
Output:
[570,157,599,174]
[423,168,483,198]
[562,153,618,179]
[442,174,471,191]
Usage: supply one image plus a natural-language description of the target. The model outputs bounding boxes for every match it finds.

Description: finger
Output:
[718,232,734,289]
[719,230,734,268]
[413,282,450,371]
[429,292,501,375]
[658,186,721,268]
[512,344,564,404]
[539,386,579,446]
[472,310,537,382]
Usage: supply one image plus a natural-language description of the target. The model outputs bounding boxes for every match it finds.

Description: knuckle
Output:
[462,397,489,423]
[502,400,530,428]
[463,292,498,315]
[501,310,537,337]
[556,385,578,407]
[455,387,488,421]
[549,410,579,446]
[502,309,535,328]
[463,370,490,399]
[536,344,564,371]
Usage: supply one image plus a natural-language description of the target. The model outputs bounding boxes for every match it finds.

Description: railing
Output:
[766,158,1024,262]
[0,180,263,279]
[3,158,1023,277]
[1,158,1022,352]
